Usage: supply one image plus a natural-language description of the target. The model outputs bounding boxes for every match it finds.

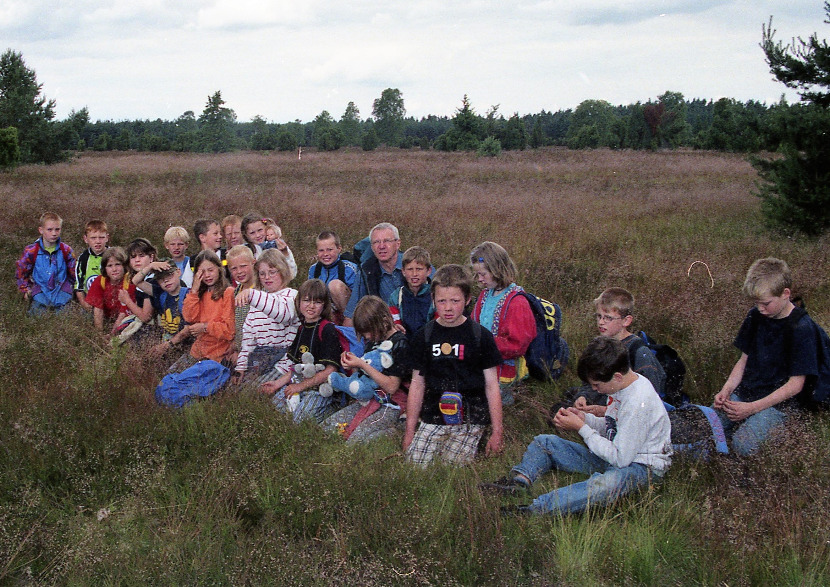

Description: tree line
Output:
[1,1,829,235]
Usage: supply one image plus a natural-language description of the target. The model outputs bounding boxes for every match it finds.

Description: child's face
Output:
[595,306,629,339]
[227,255,254,286]
[83,230,109,255]
[586,374,620,396]
[164,238,188,261]
[39,220,62,246]
[316,237,342,266]
[299,297,325,323]
[200,223,223,251]
[245,221,266,245]
[258,265,285,293]
[104,257,125,281]
[472,263,498,290]
[754,289,791,319]
[433,285,469,327]
[224,222,244,248]
[130,252,154,272]
[403,261,430,291]
[197,262,220,287]
[158,270,182,294]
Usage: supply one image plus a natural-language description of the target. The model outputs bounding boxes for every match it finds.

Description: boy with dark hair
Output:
[403,264,504,466]
[308,230,358,324]
[16,212,76,315]
[74,219,109,311]
[484,336,671,516]
[713,257,819,456]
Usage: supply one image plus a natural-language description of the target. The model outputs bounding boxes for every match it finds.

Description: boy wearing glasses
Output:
[569,287,665,415]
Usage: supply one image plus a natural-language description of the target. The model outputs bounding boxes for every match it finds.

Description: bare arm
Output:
[714,353,748,408]
[483,367,504,456]
[403,370,426,452]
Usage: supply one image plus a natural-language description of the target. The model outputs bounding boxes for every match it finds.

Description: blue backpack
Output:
[155,360,231,408]
[505,290,569,381]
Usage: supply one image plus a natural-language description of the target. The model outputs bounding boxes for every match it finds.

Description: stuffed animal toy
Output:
[285,352,333,412]
[327,340,394,403]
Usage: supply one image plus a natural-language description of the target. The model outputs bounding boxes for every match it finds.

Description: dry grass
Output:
[2,148,829,585]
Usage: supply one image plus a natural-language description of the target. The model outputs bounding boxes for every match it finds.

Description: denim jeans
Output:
[715,392,788,456]
[512,434,653,515]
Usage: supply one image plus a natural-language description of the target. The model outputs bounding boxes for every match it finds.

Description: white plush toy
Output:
[285,352,333,412]
[327,340,394,403]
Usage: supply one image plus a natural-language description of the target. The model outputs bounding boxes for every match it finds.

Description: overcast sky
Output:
[1,0,824,123]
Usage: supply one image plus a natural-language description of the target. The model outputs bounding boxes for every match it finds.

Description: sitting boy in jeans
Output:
[713,257,819,456]
[484,336,671,516]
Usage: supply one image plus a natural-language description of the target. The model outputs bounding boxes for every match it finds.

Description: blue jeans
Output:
[715,392,788,456]
[512,434,653,515]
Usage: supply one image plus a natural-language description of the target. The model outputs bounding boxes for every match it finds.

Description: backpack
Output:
[665,403,729,458]
[781,307,830,408]
[155,359,231,408]
[629,331,689,407]
[504,290,569,381]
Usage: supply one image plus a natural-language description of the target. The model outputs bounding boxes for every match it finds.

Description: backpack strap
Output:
[312,263,322,279]
[692,405,730,454]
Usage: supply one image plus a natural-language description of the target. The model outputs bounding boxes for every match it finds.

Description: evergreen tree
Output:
[340,101,362,146]
[754,3,830,235]
[437,95,483,151]
[0,50,63,163]
[0,126,20,170]
[197,91,236,153]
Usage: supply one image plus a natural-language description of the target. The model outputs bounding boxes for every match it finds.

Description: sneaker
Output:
[479,476,530,496]
[500,505,533,517]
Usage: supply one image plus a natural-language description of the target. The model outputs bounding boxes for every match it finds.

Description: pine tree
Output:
[754,3,830,235]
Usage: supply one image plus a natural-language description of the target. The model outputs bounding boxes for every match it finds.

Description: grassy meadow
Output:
[1,148,829,585]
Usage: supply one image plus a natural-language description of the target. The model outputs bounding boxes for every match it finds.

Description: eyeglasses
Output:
[260,269,283,278]
[595,313,624,323]
[301,298,324,306]
[371,238,398,246]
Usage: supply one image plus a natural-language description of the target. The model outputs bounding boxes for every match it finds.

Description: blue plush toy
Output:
[327,340,394,403]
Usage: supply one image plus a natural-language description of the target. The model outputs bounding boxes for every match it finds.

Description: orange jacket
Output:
[183,287,235,362]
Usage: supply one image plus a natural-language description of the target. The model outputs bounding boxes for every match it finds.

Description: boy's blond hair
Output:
[316,230,341,248]
[221,215,242,231]
[255,249,292,288]
[593,287,635,318]
[84,219,108,234]
[742,257,791,299]
[226,244,255,262]
[402,246,431,269]
[469,241,517,290]
[39,212,62,227]
[164,226,190,244]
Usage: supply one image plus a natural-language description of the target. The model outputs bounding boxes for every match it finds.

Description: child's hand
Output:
[259,380,280,395]
[553,407,585,431]
[235,288,252,307]
[713,388,731,409]
[117,289,132,305]
[191,269,203,290]
[573,396,588,409]
[283,383,302,398]
[485,429,504,456]
[275,238,288,252]
[340,351,363,370]
[721,398,755,422]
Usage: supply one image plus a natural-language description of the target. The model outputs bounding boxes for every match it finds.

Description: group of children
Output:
[16,213,824,516]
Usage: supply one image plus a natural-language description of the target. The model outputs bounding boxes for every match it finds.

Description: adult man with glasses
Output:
[343,222,404,327]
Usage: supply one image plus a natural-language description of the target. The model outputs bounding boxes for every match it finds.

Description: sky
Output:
[1,0,825,123]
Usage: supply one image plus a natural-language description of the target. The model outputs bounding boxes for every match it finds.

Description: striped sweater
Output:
[235,288,300,372]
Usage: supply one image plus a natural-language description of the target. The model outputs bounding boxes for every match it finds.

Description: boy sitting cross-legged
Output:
[484,336,672,516]
[308,230,358,325]
[403,264,504,467]
[140,261,193,362]
[713,257,820,456]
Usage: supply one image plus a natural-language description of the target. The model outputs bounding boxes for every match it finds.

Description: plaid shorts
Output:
[406,423,485,467]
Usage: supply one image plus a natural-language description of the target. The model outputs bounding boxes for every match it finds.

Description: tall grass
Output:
[1,148,829,584]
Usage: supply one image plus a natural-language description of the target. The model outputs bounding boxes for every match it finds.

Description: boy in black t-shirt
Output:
[403,264,504,466]
[713,258,819,456]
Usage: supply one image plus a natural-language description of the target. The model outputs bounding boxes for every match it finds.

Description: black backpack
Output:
[629,331,688,407]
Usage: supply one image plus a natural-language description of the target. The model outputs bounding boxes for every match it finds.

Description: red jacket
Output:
[472,287,536,384]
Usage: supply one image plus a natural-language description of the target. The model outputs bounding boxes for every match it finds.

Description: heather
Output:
[1,149,829,585]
